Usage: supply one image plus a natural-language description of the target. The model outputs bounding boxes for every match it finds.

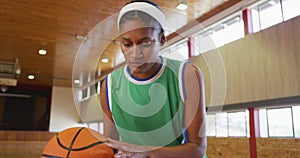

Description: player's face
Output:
[119,20,164,76]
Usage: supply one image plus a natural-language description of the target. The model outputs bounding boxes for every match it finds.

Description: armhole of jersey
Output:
[106,75,112,112]
[178,61,189,102]
[183,128,188,143]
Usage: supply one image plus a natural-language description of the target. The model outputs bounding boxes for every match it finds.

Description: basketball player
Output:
[100,0,207,157]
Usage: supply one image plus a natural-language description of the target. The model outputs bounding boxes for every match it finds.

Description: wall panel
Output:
[190,16,300,106]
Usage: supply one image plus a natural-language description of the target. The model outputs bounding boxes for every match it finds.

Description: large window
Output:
[258,0,283,30]
[251,0,300,32]
[160,39,189,61]
[206,110,249,137]
[259,105,300,138]
[194,14,244,55]
[228,112,247,137]
[267,108,293,137]
[282,0,300,21]
[216,113,228,137]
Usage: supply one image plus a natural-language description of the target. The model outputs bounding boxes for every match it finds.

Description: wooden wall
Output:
[190,16,300,107]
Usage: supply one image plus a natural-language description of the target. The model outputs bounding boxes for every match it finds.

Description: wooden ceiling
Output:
[0,0,232,88]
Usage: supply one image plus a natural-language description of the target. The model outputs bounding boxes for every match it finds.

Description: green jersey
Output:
[106,57,189,146]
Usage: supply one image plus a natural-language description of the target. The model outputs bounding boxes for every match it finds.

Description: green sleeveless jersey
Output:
[106,57,188,146]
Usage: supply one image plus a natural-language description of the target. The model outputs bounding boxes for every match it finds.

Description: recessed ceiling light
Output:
[39,49,47,55]
[176,0,188,10]
[101,58,109,63]
[27,74,35,80]
[176,3,188,10]
[74,80,80,84]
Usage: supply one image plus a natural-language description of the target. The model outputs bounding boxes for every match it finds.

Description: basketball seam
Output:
[55,128,108,151]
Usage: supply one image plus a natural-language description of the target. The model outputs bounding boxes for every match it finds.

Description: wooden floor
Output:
[0,130,54,158]
[0,141,48,158]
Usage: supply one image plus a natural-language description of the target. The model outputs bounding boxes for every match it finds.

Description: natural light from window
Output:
[160,40,188,61]
[282,0,300,21]
[216,113,229,137]
[194,15,244,55]
[258,0,283,30]
[267,108,294,137]
[228,111,247,137]
[292,106,300,138]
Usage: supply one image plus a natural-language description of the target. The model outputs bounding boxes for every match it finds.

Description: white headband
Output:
[117,2,166,31]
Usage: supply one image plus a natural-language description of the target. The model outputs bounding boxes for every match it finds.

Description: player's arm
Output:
[106,63,207,158]
[150,63,207,157]
[100,79,119,140]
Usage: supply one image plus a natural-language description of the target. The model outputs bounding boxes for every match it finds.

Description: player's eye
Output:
[122,42,133,48]
[139,41,153,48]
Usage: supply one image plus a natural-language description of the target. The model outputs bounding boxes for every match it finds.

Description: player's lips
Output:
[129,61,144,67]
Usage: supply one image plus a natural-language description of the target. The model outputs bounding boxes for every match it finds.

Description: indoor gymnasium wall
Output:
[79,94,103,123]
[206,137,300,158]
[206,137,250,158]
[49,86,83,132]
[190,15,300,107]
[191,12,300,158]
[256,138,300,158]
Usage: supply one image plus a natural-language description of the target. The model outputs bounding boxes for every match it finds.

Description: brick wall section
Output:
[257,138,300,158]
[0,130,54,158]
[206,137,250,158]
[1,131,300,158]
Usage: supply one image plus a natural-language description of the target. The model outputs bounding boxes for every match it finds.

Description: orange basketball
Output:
[41,127,114,158]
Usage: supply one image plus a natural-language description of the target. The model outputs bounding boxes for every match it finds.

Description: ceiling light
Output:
[27,74,35,80]
[101,58,109,63]
[74,80,80,84]
[39,49,47,55]
[176,0,188,10]
[268,0,277,6]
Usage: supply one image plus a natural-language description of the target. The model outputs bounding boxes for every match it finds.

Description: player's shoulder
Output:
[184,62,203,79]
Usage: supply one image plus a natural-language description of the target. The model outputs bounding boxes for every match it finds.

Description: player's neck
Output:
[130,57,162,80]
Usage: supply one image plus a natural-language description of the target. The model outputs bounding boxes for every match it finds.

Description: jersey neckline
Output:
[123,56,167,85]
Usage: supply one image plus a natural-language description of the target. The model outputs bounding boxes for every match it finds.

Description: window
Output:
[194,14,244,55]
[80,87,90,101]
[206,114,216,136]
[194,29,215,54]
[87,122,104,134]
[258,0,283,30]
[282,0,300,21]
[292,106,300,137]
[96,81,101,94]
[251,0,300,33]
[267,108,293,137]
[206,110,249,137]
[160,39,188,61]
[228,111,247,137]
[259,109,269,137]
[259,105,300,138]
[79,82,101,101]
[216,113,228,137]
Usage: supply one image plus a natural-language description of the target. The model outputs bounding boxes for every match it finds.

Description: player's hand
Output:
[105,138,155,158]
